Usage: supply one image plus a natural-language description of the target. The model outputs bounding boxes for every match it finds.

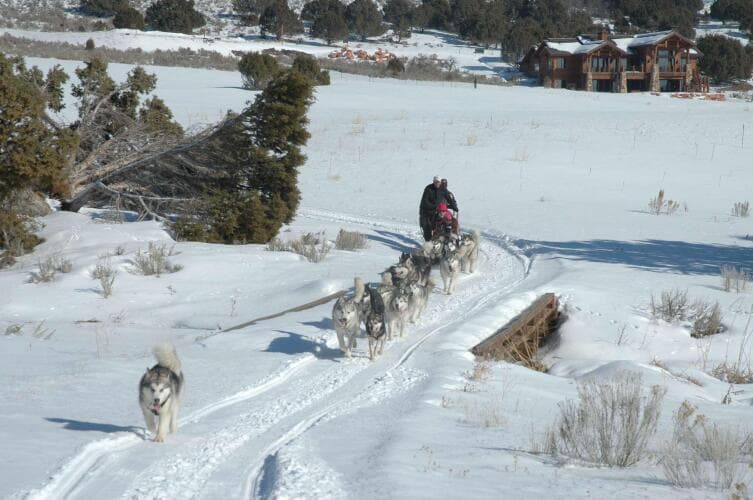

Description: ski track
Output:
[23,210,529,500]
[24,356,314,500]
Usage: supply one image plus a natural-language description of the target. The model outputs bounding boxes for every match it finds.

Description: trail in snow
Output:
[26,210,528,500]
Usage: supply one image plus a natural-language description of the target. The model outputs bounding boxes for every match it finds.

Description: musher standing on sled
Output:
[419,176,460,240]
[419,175,441,241]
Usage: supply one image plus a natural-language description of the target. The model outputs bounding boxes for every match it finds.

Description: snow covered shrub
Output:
[266,232,331,262]
[91,258,117,298]
[661,400,752,490]
[691,300,723,338]
[335,229,368,250]
[648,189,681,215]
[650,289,689,322]
[732,201,750,217]
[546,372,666,467]
[132,242,182,276]
[29,254,73,283]
[721,264,749,293]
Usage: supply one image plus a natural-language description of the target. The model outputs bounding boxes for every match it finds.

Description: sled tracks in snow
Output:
[23,210,530,500]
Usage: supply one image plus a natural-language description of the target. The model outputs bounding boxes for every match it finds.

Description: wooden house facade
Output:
[519,29,708,93]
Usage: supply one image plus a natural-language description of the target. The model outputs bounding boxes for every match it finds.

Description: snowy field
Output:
[2,38,753,499]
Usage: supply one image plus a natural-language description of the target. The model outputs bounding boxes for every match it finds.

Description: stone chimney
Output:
[597,26,610,41]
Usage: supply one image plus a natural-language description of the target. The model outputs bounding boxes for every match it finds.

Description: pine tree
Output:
[292,54,331,85]
[259,0,303,40]
[145,0,206,34]
[237,51,280,90]
[113,6,146,29]
[0,54,78,262]
[311,9,349,45]
[174,69,314,243]
[384,0,413,40]
[345,0,385,41]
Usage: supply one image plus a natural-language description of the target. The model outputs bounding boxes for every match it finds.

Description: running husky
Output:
[364,284,387,360]
[332,277,365,357]
[139,344,184,442]
[439,247,463,295]
[387,284,413,338]
[458,230,481,273]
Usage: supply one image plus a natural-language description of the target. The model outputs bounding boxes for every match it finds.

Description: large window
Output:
[658,49,674,72]
[591,56,610,72]
[553,57,566,69]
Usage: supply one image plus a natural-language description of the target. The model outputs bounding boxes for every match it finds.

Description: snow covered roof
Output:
[541,30,696,57]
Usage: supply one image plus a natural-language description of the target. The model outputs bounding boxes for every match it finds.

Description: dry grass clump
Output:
[661,400,752,490]
[132,242,182,276]
[28,254,73,283]
[91,258,117,298]
[334,229,368,251]
[648,189,682,215]
[650,292,724,337]
[266,232,331,263]
[721,264,750,293]
[691,300,724,338]
[545,372,666,467]
[711,362,753,384]
[732,201,750,217]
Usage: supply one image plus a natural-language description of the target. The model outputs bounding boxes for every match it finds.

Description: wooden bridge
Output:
[471,293,560,369]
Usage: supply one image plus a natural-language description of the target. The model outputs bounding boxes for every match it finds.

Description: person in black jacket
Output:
[419,175,441,241]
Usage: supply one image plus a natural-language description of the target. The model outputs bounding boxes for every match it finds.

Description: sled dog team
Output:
[135,231,479,443]
[333,230,481,361]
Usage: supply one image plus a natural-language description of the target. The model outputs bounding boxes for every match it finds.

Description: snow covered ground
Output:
[2,36,753,499]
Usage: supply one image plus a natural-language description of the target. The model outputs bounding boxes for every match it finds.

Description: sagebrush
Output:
[266,232,331,263]
[334,229,368,250]
[132,242,182,276]
[661,400,752,490]
[545,372,666,467]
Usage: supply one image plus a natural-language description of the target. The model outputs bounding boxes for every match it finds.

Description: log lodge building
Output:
[519,29,708,93]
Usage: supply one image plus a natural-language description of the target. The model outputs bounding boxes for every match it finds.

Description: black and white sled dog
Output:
[139,344,184,442]
[458,230,481,273]
[420,235,459,265]
[332,277,365,357]
[364,284,387,360]
[398,252,433,286]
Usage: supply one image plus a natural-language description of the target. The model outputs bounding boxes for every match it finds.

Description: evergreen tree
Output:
[710,0,753,32]
[311,8,348,45]
[139,97,184,137]
[145,0,206,34]
[174,69,314,243]
[113,6,146,29]
[345,0,385,40]
[237,51,280,90]
[259,0,303,40]
[0,54,78,262]
[697,34,753,82]
[233,0,274,24]
[292,54,331,85]
[301,0,333,21]
[80,0,128,16]
[384,0,414,41]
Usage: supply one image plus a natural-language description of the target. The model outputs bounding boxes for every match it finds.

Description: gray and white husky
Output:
[439,248,463,295]
[139,344,183,442]
[332,277,365,357]
[458,230,481,273]
[407,278,432,323]
[387,285,413,338]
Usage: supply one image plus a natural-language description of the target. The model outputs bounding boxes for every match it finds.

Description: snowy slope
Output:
[1,52,753,498]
